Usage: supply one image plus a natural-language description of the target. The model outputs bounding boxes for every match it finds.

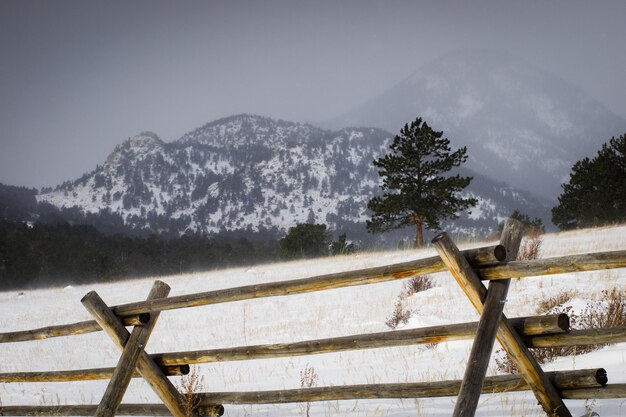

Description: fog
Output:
[1,0,625,188]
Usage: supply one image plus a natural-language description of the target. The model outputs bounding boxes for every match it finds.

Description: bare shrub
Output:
[384,275,433,329]
[536,290,577,315]
[496,288,626,373]
[300,364,318,417]
[177,366,205,417]
[402,275,433,297]
[385,299,412,329]
[517,229,543,261]
[578,288,626,330]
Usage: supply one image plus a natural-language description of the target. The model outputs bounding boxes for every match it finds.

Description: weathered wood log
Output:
[2,248,624,345]
[0,245,503,344]
[432,232,572,417]
[561,384,626,399]
[453,219,523,417]
[463,244,507,266]
[0,365,189,383]
[518,313,570,336]
[480,250,626,280]
[551,368,607,390]
[94,281,169,417]
[191,368,606,404]
[0,314,570,383]
[525,327,626,348]
[0,314,150,344]
[81,290,188,417]
[152,314,569,366]
[0,404,224,416]
[111,245,507,317]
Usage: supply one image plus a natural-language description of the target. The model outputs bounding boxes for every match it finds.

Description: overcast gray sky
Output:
[1,0,625,188]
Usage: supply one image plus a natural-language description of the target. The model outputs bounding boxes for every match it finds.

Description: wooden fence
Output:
[1,219,625,417]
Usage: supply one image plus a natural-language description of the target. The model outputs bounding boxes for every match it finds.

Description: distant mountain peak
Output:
[177,113,325,148]
[118,131,164,151]
[331,49,626,199]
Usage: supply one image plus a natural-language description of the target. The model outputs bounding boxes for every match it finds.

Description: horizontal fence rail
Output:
[0,370,611,413]
[1,249,625,345]
[4,321,626,384]
[0,365,189,383]
[0,314,570,383]
[152,326,626,367]
[0,404,225,417]
[195,369,608,404]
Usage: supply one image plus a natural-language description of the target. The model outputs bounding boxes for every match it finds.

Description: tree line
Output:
[0,219,278,290]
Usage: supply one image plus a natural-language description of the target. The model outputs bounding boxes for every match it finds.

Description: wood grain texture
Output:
[9,325,618,385]
[0,404,224,416]
[94,281,170,417]
[560,384,626,399]
[452,219,523,417]
[81,288,188,417]
[432,231,572,417]
[0,365,189,383]
[0,314,570,383]
[480,250,626,280]
[192,368,606,405]
[525,327,626,348]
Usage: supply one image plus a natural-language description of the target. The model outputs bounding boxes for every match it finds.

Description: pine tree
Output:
[367,117,477,247]
[497,209,544,235]
[552,134,626,229]
[279,223,330,260]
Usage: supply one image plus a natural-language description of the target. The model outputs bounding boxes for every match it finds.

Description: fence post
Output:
[93,281,170,417]
[81,284,190,417]
[451,219,523,416]
[432,230,572,417]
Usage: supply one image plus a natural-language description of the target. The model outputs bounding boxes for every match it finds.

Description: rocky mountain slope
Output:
[37,114,550,243]
[331,49,626,199]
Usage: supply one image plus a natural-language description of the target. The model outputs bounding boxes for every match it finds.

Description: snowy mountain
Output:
[37,114,551,242]
[330,50,626,199]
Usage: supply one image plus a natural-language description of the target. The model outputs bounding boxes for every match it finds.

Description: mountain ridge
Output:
[36,114,551,244]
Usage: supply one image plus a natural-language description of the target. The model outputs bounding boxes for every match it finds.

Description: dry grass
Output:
[402,275,433,297]
[385,275,433,329]
[300,364,318,417]
[496,287,626,372]
[177,366,205,417]
[517,229,543,261]
[578,288,626,329]
[385,299,412,329]
[536,290,578,315]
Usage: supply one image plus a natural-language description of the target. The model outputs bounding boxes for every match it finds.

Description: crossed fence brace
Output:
[81,282,223,417]
[432,219,572,417]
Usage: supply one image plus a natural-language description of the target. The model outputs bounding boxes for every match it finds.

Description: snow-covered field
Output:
[1,225,625,416]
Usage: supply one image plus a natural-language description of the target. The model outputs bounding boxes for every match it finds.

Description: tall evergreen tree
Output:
[367,117,477,247]
[552,134,626,229]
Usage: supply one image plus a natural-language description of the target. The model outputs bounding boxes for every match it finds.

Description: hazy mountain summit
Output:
[37,114,550,241]
[331,49,626,199]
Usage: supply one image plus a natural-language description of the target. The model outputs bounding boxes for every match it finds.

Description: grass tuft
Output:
[496,287,626,372]
[177,366,205,417]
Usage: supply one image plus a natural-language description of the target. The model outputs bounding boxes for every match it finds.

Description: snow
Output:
[523,94,573,136]
[0,225,625,416]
